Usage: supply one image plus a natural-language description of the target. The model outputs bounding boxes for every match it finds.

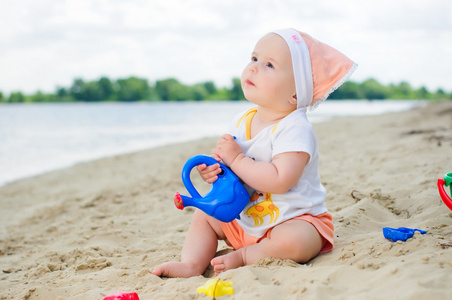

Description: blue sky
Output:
[1,0,451,94]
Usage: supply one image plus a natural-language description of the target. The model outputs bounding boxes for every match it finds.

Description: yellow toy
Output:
[197,279,234,298]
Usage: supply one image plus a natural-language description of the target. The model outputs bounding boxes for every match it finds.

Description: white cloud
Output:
[1,0,451,94]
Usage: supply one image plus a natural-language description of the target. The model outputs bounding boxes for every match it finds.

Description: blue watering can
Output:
[174,154,249,222]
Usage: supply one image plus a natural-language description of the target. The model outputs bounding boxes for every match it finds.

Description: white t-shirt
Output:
[229,107,327,238]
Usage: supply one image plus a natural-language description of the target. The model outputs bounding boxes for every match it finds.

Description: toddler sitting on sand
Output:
[152,28,357,278]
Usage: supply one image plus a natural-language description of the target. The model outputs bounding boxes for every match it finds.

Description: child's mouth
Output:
[246,79,255,86]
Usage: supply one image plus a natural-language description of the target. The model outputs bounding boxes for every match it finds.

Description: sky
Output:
[1,0,452,95]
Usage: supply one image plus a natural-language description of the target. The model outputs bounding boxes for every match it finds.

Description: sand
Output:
[1,101,451,300]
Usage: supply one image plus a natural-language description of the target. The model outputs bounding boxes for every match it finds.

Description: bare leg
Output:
[152,209,226,278]
[211,219,323,275]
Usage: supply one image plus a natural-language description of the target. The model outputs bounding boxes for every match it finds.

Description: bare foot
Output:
[211,249,245,275]
[151,261,204,278]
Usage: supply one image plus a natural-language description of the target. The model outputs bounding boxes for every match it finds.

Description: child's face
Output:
[241,33,297,111]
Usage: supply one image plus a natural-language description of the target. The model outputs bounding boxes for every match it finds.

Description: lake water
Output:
[0,100,424,186]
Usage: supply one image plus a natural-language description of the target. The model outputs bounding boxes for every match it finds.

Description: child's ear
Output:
[289,94,297,105]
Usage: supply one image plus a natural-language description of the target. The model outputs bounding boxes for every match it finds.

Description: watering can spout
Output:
[174,155,249,223]
[174,192,219,216]
[174,193,185,210]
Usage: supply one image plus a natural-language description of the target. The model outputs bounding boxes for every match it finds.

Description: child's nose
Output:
[249,63,258,73]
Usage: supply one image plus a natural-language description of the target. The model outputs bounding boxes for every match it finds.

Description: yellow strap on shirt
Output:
[236,107,278,140]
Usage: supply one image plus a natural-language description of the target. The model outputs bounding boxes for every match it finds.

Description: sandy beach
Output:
[1,101,451,299]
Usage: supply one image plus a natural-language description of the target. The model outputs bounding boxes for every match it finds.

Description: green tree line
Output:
[1,77,245,103]
[1,76,451,103]
[328,78,451,101]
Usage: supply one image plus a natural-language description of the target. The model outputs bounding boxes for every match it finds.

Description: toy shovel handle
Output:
[181,154,222,199]
[437,178,452,211]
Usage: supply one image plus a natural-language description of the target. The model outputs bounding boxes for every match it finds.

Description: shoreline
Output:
[0,136,220,188]
[0,100,425,187]
[1,102,451,299]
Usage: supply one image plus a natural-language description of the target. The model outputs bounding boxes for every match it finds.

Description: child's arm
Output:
[212,134,309,194]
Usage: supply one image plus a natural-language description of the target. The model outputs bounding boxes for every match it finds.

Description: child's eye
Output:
[251,56,258,62]
[266,62,274,69]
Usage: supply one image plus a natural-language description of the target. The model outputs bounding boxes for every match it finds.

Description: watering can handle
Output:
[437,178,452,211]
[181,155,223,199]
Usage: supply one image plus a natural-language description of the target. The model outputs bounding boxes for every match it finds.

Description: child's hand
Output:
[212,134,243,167]
[196,161,222,184]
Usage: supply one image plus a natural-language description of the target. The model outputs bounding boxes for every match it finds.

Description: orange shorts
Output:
[219,212,334,253]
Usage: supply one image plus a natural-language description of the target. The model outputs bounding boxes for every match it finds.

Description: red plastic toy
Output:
[438,172,452,211]
[103,292,139,300]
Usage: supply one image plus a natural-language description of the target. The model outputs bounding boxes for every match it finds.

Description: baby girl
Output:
[152,28,357,277]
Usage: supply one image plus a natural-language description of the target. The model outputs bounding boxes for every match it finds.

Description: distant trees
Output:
[154,78,244,101]
[230,78,245,101]
[47,76,243,102]
[155,78,189,101]
[68,76,152,102]
[7,92,27,103]
[329,78,451,101]
[116,77,154,101]
[0,76,451,103]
